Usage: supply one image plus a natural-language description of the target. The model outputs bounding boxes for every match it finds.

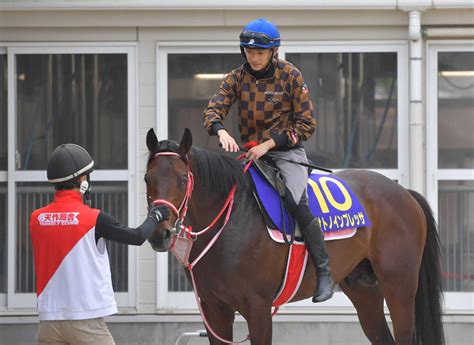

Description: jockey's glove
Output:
[148,205,171,224]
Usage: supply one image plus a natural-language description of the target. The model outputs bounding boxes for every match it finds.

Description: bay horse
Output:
[145,128,444,345]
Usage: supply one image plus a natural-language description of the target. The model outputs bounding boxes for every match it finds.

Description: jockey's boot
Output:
[300,218,335,303]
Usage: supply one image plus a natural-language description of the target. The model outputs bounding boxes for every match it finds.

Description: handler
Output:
[30,143,170,344]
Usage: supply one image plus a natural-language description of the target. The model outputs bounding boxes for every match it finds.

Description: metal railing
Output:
[14,183,128,293]
[0,184,7,293]
[439,185,474,292]
[167,185,474,293]
[168,251,192,291]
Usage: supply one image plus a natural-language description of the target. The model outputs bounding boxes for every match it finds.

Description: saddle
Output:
[252,157,286,198]
[248,159,372,243]
[248,158,296,243]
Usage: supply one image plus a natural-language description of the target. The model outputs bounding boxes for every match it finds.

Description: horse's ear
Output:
[146,128,159,152]
[179,128,193,156]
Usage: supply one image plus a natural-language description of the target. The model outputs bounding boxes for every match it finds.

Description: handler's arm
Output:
[95,205,170,245]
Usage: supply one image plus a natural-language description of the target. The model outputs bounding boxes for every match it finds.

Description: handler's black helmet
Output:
[47,144,94,186]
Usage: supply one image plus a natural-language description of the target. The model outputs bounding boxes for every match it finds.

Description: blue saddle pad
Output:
[248,166,371,236]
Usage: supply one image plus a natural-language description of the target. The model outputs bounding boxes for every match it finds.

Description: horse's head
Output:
[145,127,193,252]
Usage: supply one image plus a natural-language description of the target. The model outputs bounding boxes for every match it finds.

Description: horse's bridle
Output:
[150,152,195,238]
[150,151,250,241]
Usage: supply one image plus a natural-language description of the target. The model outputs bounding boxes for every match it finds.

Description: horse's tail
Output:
[408,189,445,345]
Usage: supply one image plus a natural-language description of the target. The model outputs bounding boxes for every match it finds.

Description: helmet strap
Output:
[240,46,247,61]
[83,190,92,207]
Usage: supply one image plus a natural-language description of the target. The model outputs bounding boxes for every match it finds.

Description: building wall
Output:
[0,3,473,344]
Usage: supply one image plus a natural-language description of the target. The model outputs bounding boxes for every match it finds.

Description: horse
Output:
[144,128,444,345]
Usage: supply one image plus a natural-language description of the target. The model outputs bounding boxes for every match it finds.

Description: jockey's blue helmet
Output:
[239,18,281,49]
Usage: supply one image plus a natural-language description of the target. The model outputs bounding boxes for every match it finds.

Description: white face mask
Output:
[79,180,89,194]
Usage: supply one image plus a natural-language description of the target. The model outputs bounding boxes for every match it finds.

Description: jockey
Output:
[203,18,334,303]
[30,144,170,344]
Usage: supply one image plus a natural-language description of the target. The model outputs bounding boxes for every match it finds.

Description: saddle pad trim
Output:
[273,244,308,307]
[268,227,357,243]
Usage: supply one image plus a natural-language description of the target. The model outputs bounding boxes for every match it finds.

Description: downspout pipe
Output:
[408,11,424,194]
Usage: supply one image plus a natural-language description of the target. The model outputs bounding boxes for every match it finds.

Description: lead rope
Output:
[152,153,279,344]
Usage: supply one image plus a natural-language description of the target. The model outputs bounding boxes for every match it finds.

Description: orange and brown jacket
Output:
[203,58,316,150]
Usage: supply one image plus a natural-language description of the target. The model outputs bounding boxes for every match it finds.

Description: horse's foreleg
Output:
[240,297,273,345]
[339,280,394,345]
[200,300,235,345]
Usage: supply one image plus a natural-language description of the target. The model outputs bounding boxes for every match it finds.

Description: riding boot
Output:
[286,193,335,303]
[300,218,335,303]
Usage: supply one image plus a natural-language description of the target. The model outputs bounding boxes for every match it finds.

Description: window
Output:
[157,42,408,310]
[437,52,474,170]
[167,52,242,149]
[427,44,474,303]
[16,54,128,171]
[4,44,137,308]
[166,49,242,296]
[286,52,398,169]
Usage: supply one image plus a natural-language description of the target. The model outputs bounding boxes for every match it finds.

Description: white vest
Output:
[30,190,118,320]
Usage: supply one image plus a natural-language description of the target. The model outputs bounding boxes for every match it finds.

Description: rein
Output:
[151,151,265,344]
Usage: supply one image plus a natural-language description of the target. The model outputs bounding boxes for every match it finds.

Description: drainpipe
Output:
[408,11,424,194]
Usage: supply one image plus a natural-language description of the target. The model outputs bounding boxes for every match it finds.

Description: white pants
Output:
[267,148,309,205]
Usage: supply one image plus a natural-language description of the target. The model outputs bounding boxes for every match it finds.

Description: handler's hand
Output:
[217,129,239,152]
[147,205,170,225]
[246,139,276,161]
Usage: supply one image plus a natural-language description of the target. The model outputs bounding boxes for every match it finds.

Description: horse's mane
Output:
[189,147,249,195]
[147,140,249,195]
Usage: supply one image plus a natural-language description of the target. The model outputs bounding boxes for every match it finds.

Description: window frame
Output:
[3,42,138,310]
[426,40,474,313]
[156,41,409,313]
[0,47,7,308]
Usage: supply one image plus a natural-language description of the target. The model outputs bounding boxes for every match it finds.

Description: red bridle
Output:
[150,151,247,241]
[150,152,194,237]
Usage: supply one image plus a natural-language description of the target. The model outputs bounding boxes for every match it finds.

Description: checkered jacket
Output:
[203,59,316,149]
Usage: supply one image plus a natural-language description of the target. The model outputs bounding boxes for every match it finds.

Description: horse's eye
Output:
[181,175,187,186]
[144,173,151,184]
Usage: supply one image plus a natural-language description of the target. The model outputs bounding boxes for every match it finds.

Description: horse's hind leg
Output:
[374,228,422,344]
[339,280,394,345]
[200,301,235,345]
[378,274,417,345]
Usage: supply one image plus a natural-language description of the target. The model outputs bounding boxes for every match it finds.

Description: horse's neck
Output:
[188,186,230,230]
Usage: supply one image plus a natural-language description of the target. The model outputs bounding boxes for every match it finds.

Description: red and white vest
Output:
[30,190,117,320]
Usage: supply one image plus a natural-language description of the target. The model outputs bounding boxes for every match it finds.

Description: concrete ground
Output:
[1,318,473,345]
